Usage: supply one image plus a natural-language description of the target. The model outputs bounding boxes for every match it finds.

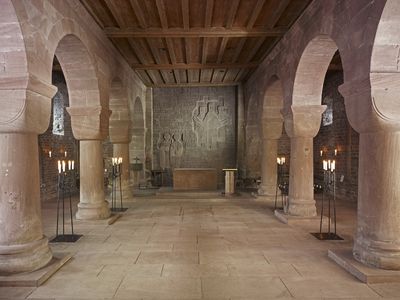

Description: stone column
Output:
[113,142,133,199]
[284,105,326,217]
[0,78,57,273]
[67,106,111,220]
[110,119,133,199]
[338,78,400,270]
[258,113,283,198]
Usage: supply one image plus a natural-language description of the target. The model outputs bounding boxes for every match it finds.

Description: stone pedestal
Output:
[353,131,400,270]
[0,134,52,273]
[284,105,326,217]
[223,169,237,195]
[113,143,133,200]
[76,140,110,220]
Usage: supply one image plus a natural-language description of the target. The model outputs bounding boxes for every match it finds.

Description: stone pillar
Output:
[284,105,326,217]
[67,106,111,220]
[223,169,237,195]
[258,113,283,198]
[113,142,133,199]
[353,131,400,269]
[0,78,57,273]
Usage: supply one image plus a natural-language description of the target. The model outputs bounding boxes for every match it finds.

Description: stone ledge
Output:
[328,248,400,283]
[0,252,72,287]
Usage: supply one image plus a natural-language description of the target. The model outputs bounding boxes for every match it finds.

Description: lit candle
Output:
[328,160,331,170]
[334,149,337,156]
[71,160,75,170]
[49,150,52,158]
[68,160,71,171]
[320,150,323,157]
[62,160,66,172]
[323,160,327,171]
[58,160,61,173]
[118,157,123,164]
[331,160,336,171]
[281,157,285,164]
[64,151,67,157]
[277,157,281,164]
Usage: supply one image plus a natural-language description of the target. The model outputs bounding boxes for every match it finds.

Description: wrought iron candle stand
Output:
[110,158,128,212]
[51,162,82,243]
[274,157,286,210]
[311,160,343,240]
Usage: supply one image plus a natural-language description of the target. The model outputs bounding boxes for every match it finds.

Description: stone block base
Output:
[328,248,400,283]
[274,209,327,226]
[0,253,72,287]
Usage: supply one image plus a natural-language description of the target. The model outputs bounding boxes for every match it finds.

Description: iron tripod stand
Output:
[51,170,82,243]
[311,169,343,240]
[110,163,128,212]
[274,163,286,210]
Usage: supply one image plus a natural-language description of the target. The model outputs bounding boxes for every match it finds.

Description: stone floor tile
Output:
[0,287,35,299]
[137,251,199,264]
[162,263,230,278]
[368,282,400,298]
[201,276,291,299]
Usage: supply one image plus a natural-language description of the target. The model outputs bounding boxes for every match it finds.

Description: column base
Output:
[0,252,72,287]
[287,198,317,217]
[0,236,52,275]
[328,248,400,283]
[353,240,400,270]
[274,209,325,226]
[75,201,110,220]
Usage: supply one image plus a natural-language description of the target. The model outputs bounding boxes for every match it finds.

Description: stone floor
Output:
[2,192,400,299]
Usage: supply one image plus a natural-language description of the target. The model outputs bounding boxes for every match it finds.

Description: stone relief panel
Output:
[153,87,236,186]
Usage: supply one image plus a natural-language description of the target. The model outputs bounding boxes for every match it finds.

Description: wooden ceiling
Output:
[80,0,312,87]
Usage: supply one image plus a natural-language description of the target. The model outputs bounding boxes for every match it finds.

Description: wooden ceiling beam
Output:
[266,0,291,28]
[226,0,240,29]
[155,0,168,28]
[216,37,228,63]
[149,82,238,88]
[105,27,286,38]
[204,0,214,27]
[129,0,148,28]
[131,62,258,70]
[247,0,266,29]
[181,0,190,29]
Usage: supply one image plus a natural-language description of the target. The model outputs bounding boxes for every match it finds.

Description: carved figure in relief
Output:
[170,134,184,169]
[192,97,229,150]
[158,133,171,169]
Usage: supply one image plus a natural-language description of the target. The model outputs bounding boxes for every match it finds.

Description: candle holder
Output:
[50,160,82,243]
[110,157,128,212]
[311,160,343,240]
[274,157,286,210]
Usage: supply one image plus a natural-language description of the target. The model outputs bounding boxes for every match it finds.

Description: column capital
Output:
[67,105,111,140]
[0,74,57,134]
[284,105,326,138]
[109,120,131,144]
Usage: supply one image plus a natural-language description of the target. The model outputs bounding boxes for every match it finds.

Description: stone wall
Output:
[313,71,359,201]
[153,86,237,186]
[38,70,79,202]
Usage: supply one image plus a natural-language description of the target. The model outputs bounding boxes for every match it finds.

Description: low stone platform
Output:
[76,213,122,225]
[156,189,224,198]
[274,209,326,226]
[328,248,400,283]
[0,253,72,287]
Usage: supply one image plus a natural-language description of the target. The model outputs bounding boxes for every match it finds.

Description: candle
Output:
[331,160,336,171]
[320,150,323,157]
[68,160,71,171]
[58,160,61,173]
[277,157,280,164]
[328,160,331,170]
[118,157,123,164]
[49,150,52,158]
[281,157,285,164]
[323,160,327,171]
[334,149,337,156]
[72,160,75,170]
[62,160,66,172]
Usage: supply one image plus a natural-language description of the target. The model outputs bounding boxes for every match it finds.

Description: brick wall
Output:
[153,86,237,186]
[313,71,359,202]
[38,70,79,202]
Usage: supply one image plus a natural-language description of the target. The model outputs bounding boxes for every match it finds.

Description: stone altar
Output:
[173,168,218,190]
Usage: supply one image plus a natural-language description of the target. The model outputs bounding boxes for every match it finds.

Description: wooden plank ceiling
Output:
[80,0,312,87]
